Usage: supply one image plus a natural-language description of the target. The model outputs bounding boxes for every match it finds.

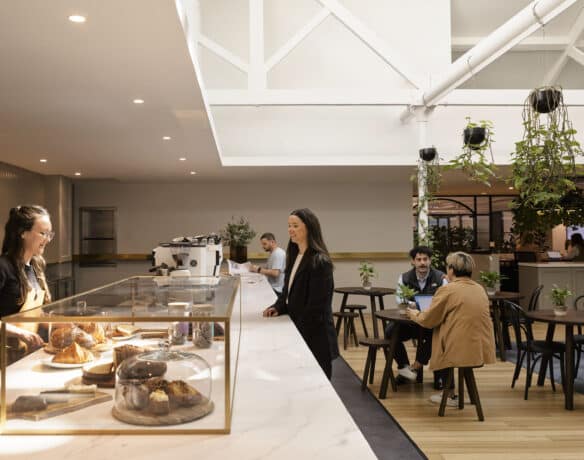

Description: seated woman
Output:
[406,251,496,406]
[563,233,584,262]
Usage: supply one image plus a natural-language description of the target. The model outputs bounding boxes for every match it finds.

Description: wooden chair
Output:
[358,337,391,390]
[573,295,584,375]
[341,304,369,337]
[333,311,359,350]
[438,366,484,421]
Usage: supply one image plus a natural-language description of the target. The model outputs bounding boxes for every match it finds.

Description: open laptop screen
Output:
[414,294,433,312]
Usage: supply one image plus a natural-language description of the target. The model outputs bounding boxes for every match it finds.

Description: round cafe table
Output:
[487,291,524,362]
[334,286,396,339]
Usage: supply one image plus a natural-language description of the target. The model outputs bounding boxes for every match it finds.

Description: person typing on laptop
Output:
[385,246,447,387]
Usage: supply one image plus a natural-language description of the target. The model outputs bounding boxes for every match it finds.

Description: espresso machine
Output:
[152,234,223,277]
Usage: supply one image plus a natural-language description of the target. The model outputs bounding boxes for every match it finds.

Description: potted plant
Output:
[220,216,256,263]
[479,270,503,295]
[550,284,572,316]
[396,283,418,314]
[446,118,497,187]
[511,86,584,249]
[358,261,376,290]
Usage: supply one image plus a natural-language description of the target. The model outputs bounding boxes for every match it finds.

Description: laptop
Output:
[414,294,433,312]
[546,250,562,261]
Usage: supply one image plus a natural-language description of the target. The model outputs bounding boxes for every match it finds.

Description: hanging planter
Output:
[463,127,487,149]
[529,86,563,114]
[419,147,437,162]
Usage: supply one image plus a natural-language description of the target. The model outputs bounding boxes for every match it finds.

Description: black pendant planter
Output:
[463,127,486,149]
[419,147,437,162]
[529,88,562,114]
[229,245,247,263]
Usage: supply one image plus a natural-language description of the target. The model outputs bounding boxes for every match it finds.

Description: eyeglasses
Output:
[38,231,55,242]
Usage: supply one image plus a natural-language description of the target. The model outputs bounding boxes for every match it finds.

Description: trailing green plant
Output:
[396,283,418,303]
[358,261,376,284]
[446,117,497,187]
[479,270,506,288]
[220,216,257,247]
[511,86,584,247]
[413,149,441,247]
[550,284,572,307]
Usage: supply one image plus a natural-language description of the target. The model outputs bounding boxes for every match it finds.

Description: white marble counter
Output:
[1,274,376,459]
[518,262,584,268]
[518,263,584,309]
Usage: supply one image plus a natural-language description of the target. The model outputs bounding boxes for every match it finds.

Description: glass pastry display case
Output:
[0,275,241,434]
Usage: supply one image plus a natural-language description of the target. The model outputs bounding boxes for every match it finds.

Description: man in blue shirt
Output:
[251,233,286,295]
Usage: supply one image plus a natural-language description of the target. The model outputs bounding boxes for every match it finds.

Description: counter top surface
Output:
[518,262,584,268]
[1,274,375,459]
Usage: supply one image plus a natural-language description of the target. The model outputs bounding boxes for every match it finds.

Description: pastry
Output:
[53,342,94,364]
[144,376,168,393]
[166,380,201,407]
[122,383,150,410]
[78,323,106,344]
[149,389,169,415]
[11,395,48,413]
[113,344,145,368]
[112,324,140,337]
[74,329,96,349]
[49,326,75,350]
[117,360,167,380]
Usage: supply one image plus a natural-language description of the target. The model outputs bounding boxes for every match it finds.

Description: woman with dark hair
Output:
[1,205,52,359]
[564,233,584,261]
[263,208,339,379]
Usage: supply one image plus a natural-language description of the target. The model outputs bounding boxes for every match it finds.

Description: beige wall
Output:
[73,179,415,305]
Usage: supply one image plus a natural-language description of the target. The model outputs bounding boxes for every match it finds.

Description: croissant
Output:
[77,323,106,344]
[53,342,94,364]
[49,326,75,350]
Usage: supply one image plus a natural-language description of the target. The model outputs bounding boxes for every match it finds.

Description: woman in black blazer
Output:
[263,208,339,379]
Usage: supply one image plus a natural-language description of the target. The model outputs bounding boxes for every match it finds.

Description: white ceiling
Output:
[0,0,582,190]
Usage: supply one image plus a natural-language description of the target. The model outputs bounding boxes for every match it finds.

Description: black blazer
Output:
[272,250,339,362]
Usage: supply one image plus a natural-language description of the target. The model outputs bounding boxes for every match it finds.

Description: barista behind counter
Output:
[250,233,286,294]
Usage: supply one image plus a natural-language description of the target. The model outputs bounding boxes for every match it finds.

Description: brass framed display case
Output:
[0,275,241,435]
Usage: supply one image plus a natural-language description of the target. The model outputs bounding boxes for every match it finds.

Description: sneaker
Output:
[397,366,418,382]
[429,393,459,407]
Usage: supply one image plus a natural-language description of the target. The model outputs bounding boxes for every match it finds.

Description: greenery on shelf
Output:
[220,216,257,247]
[358,261,376,285]
[511,86,584,247]
[550,284,572,307]
[446,118,497,187]
[396,283,418,304]
[479,271,505,289]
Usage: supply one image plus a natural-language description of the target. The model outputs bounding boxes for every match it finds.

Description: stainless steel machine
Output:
[152,234,223,277]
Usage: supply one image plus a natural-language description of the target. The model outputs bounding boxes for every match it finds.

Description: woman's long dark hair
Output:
[286,208,332,270]
[2,205,51,305]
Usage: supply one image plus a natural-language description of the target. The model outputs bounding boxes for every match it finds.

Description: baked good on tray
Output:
[148,389,170,415]
[166,380,202,407]
[77,322,106,344]
[113,344,145,368]
[53,342,94,364]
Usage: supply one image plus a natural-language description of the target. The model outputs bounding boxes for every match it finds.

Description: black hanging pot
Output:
[463,127,486,149]
[419,147,437,162]
[529,88,563,114]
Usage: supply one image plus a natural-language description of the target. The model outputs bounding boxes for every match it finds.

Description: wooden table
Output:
[488,291,524,362]
[375,309,418,399]
[526,310,584,410]
[334,286,396,339]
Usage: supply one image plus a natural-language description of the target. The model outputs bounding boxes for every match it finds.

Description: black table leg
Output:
[340,293,349,309]
[537,323,556,386]
[369,295,379,339]
[492,302,506,361]
[565,325,574,410]
[379,321,399,399]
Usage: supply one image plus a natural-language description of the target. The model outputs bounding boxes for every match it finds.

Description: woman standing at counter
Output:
[263,208,339,379]
[564,233,584,261]
[0,205,52,360]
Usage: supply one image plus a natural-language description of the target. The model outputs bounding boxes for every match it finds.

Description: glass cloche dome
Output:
[112,349,213,425]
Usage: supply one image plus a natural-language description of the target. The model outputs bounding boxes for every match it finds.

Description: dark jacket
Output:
[272,250,339,366]
[402,267,445,298]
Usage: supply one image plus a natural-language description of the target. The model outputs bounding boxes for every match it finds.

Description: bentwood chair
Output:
[573,295,584,376]
[503,301,566,400]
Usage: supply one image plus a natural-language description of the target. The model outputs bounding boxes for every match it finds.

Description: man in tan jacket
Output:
[406,251,496,406]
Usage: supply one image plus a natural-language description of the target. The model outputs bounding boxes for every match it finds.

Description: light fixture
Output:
[74,172,82,176]
[179,157,186,161]
[68,15,86,23]
[480,192,487,195]
[133,99,145,104]
[190,171,196,175]
[508,186,514,190]
[40,159,47,163]
[162,136,171,140]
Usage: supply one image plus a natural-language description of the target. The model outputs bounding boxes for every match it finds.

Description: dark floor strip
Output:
[330,357,427,460]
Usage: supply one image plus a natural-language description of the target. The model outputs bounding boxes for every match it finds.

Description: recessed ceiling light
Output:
[480,192,487,195]
[74,172,82,176]
[508,186,514,190]
[68,15,86,23]
[179,157,186,161]
[190,171,197,175]
[40,159,47,163]
[133,99,145,104]
[162,136,171,140]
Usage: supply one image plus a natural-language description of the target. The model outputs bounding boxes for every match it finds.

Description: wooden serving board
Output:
[8,391,112,421]
[112,399,214,426]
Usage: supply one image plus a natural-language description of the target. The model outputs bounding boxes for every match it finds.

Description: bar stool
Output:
[340,304,369,337]
[333,311,359,350]
[438,366,484,421]
[358,337,391,390]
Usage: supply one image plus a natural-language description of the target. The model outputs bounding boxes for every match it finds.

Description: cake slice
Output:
[149,389,170,415]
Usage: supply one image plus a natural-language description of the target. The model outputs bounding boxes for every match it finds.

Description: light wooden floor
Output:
[339,313,584,460]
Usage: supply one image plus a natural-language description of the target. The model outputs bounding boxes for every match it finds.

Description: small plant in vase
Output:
[358,262,376,290]
[396,283,418,314]
[550,284,572,316]
[220,216,256,263]
[479,271,503,295]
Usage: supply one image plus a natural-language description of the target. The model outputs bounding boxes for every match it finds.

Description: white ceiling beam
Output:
[419,0,578,109]
[543,5,584,84]
[198,34,249,73]
[249,0,266,90]
[452,35,576,52]
[265,9,330,72]
[568,45,584,66]
[315,0,423,89]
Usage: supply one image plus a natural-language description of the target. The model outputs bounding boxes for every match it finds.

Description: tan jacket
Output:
[414,277,496,371]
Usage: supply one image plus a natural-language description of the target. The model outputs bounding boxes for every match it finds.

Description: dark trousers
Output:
[384,322,432,368]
